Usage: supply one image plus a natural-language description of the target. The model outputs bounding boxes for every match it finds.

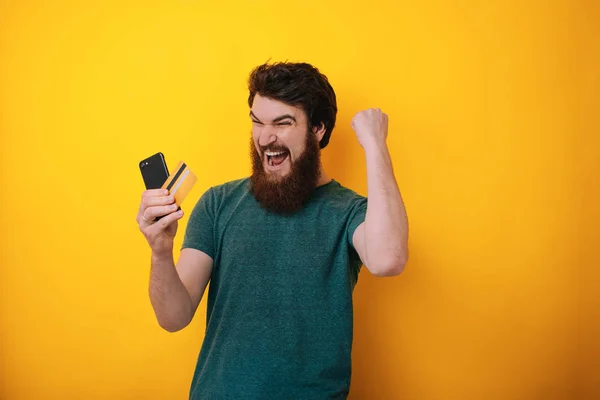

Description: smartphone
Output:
[139,152,169,189]
[139,152,175,220]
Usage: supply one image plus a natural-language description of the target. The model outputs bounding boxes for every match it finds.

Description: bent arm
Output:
[354,144,409,277]
[149,248,213,332]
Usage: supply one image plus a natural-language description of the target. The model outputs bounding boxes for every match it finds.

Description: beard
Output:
[249,131,321,215]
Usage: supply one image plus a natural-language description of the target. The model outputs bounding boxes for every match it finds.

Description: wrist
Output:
[152,248,174,263]
[363,140,389,157]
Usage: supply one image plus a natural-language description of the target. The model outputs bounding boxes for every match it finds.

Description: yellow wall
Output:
[1,1,597,399]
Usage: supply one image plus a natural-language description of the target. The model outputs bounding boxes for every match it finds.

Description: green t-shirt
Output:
[181,177,367,399]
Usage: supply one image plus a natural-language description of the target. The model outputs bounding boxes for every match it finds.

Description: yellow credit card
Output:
[161,161,197,206]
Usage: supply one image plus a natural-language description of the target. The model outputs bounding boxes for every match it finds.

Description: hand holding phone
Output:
[137,188,183,255]
[137,152,185,254]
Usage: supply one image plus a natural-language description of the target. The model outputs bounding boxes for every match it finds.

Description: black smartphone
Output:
[139,152,180,221]
[139,152,169,189]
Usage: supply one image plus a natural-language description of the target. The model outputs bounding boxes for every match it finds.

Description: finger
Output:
[140,190,170,213]
[147,209,184,233]
[142,194,175,208]
[145,203,180,221]
[138,213,153,229]
[142,189,169,198]
[139,187,173,216]
[137,208,154,229]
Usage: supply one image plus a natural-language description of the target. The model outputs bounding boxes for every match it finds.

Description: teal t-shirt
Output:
[181,178,367,399]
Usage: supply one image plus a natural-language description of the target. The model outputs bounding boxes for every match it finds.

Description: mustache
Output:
[259,144,289,154]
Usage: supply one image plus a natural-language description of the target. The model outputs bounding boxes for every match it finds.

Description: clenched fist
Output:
[351,108,389,150]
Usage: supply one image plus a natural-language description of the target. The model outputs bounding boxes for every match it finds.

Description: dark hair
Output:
[247,62,337,149]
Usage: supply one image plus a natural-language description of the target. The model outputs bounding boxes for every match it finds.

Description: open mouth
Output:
[264,150,290,170]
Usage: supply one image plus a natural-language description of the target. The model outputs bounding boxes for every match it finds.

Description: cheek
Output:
[249,133,260,155]
[253,140,261,155]
[279,127,303,151]
[251,129,261,145]
[290,135,308,158]
[251,126,260,138]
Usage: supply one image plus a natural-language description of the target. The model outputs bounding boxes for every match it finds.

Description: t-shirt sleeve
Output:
[346,195,368,249]
[181,187,216,259]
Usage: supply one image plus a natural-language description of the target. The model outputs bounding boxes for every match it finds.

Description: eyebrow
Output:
[250,111,296,123]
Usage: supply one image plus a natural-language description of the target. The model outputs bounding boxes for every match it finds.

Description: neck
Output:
[316,166,332,187]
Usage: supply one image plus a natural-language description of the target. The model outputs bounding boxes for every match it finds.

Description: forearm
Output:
[149,251,193,332]
[363,143,409,274]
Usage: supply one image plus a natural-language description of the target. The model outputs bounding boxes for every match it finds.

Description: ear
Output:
[312,122,326,143]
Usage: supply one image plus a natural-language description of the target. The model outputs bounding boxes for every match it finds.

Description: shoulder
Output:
[189,177,250,211]
[199,177,254,215]
[307,180,367,223]
[192,178,250,217]
[318,180,367,209]
[208,177,251,199]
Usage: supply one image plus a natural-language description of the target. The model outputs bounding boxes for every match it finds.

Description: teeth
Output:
[265,150,287,168]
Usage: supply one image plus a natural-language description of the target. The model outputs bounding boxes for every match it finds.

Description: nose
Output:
[258,126,277,147]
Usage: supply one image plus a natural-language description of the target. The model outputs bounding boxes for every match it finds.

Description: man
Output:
[136,62,409,399]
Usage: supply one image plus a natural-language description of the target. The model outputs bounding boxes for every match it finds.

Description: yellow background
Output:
[1,1,598,399]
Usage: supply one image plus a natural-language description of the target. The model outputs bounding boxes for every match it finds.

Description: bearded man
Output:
[136,62,409,399]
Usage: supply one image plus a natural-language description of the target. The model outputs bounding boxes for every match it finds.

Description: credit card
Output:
[161,161,197,206]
